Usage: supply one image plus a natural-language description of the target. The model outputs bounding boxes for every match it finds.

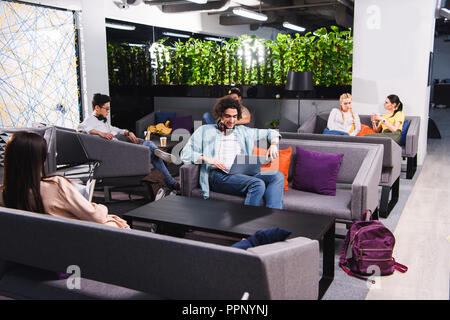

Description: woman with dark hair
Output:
[0,131,129,229]
[365,94,405,145]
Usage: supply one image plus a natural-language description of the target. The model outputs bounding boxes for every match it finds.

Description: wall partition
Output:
[0,0,81,128]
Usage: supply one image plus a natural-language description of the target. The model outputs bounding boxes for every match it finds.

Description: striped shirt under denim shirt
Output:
[180,124,281,199]
[216,131,241,171]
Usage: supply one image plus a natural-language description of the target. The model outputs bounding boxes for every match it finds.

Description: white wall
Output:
[352,0,437,165]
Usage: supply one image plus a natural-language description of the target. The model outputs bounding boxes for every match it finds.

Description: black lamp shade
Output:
[285,71,313,91]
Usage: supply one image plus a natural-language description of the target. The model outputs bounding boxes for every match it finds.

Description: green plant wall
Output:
[107,43,153,87]
[108,27,352,88]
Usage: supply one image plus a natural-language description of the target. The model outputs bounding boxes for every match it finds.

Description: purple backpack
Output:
[339,210,407,283]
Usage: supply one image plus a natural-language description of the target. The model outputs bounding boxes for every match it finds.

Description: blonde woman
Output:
[323,93,361,136]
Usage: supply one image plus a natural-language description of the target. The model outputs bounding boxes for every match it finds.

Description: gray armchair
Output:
[283,116,403,218]
[55,127,151,201]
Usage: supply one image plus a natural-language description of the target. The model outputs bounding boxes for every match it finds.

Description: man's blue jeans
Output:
[209,170,284,209]
[142,140,176,188]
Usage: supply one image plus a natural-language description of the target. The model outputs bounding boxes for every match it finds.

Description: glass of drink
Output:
[160,136,167,147]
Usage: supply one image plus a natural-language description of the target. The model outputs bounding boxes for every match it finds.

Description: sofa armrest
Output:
[180,163,200,197]
[297,115,316,133]
[0,260,16,280]
[135,112,155,138]
[77,133,150,178]
[405,117,420,157]
[247,237,319,300]
[351,145,383,220]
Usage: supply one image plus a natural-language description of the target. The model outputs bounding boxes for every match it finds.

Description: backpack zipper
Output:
[360,258,393,262]
[359,248,393,253]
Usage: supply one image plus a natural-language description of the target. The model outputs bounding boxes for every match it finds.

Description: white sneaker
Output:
[154,149,177,164]
[154,187,173,201]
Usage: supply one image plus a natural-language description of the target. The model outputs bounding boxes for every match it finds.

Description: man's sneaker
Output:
[171,182,181,194]
[154,187,173,201]
[154,148,177,164]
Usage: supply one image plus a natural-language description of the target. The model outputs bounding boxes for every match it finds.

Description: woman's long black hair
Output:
[2,131,47,213]
[387,94,403,118]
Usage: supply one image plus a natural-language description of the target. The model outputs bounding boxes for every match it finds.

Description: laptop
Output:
[226,154,271,176]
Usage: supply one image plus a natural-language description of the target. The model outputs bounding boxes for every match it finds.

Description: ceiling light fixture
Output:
[282,22,306,32]
[232,7,268,22]
[162,32,191,38]
[204,36,225,42]
[185,0,208,4]
[105,22,136,31]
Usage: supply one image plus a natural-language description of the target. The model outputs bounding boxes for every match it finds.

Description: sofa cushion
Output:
[0,265,161,300]
[357,124,377,136]
[314,116,328,134]
[253,147,292,191]
[169,115,193,132]
[155,112,176,125]
[191,184,353,220]
[283,187,352,220]
[292,147,343,196]
[400,120,409,146]
[231,228,292,250]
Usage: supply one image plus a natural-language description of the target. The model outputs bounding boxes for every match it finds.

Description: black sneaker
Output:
[154,149,177,164]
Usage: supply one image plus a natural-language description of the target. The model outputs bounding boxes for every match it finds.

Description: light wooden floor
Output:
[366,108,450,300]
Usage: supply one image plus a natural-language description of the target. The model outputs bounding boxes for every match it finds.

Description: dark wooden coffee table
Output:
[123,195,335,299]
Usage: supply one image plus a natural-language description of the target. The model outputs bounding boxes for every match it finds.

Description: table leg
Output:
[319,223,335,300]
[157,223,187,238]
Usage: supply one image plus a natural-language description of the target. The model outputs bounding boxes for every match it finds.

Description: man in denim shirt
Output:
[181,96,284,209]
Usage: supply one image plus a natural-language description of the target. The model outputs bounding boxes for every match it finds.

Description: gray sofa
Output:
[180,139,383,223]
[281,132,401,218]
[0,206,319,300]
[295,111,420,179]
[54,127,151,201]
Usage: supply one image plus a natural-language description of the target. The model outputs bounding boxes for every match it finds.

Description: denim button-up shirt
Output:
[180,124,281,199]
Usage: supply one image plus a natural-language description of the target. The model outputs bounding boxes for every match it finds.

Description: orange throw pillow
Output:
[253,146,292,191]
[357,124,377,136]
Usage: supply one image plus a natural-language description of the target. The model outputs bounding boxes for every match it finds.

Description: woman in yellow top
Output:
[365,94,405,145]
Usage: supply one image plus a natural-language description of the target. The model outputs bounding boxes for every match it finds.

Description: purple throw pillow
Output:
[168,115,193,132]
[292,147,344,196]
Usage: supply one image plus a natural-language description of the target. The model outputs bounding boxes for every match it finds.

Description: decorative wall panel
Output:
[0,1,80,128]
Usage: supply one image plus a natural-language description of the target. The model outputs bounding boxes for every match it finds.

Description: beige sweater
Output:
[0,176,129,229]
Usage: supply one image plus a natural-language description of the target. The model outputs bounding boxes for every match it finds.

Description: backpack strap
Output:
[362,209,373,221]
[340,264,376,284]
[339,228,352,266]
[393,259,408,273]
